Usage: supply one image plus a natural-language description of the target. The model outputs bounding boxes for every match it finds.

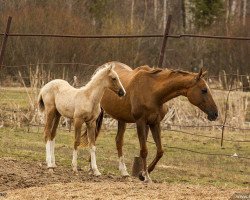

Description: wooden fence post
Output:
[0,16,12,67]
[157,15,172,68]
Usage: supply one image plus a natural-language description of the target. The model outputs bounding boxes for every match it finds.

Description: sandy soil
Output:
[0,157,247,200]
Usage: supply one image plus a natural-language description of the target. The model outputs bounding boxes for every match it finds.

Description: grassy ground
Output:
[0,126,249,188]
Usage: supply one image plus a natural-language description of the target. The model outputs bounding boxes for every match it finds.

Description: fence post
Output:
[157,14,172,68]
[221,78,233,147]
[0,16,12,67]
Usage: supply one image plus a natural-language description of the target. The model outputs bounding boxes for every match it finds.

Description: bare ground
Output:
[0,157,248,200]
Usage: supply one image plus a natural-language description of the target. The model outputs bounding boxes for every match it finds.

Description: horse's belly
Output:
[55,96,75,118]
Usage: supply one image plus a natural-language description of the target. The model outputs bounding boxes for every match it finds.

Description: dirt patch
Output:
[0,158,247,200]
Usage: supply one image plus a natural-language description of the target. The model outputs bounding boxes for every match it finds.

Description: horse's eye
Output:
[112,77,116,81]
[202,88,207,94]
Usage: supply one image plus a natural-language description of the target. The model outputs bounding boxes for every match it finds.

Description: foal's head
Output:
[104,63,126,97]
[186,69,218,121]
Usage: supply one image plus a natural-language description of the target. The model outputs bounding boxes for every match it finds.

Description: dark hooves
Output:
[138,171,145,181]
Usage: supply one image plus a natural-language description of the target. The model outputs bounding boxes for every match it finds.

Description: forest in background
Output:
[0,0,249,81]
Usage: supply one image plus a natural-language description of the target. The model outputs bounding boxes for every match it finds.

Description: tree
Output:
[190,0,225,28]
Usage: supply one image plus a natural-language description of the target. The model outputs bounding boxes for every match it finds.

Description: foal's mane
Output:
[83,65,110,89]
[91,65,109,80]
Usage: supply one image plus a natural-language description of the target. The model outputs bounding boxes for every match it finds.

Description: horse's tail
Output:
[37,92,45,112]
[80,108,104,147]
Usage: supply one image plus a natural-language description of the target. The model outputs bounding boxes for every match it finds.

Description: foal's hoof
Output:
[72,167,79,175]
[93,170,102,177]
[51,164,57,168]
[48,168,54,174]
[138,171,145,181]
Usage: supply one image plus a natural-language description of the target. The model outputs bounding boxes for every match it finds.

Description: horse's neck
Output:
[155,72,194,104]
[81,78,106,107]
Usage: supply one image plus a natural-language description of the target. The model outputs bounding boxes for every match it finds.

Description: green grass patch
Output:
[0,127,249,188]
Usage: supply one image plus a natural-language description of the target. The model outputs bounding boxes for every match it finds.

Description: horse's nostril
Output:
[118,89,124,97]
[214,112,218,118]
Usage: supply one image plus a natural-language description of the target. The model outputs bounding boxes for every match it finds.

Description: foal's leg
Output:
[50,111,61,168]
[136,119,151,182]
[147,122,164,173]
[72,117,83,173]
[116,121,129,177]
[44,107,56,169]
[87,120,101,176]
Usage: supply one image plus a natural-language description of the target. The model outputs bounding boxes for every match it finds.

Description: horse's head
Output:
[186,69,218,121]
[105,63,126,97]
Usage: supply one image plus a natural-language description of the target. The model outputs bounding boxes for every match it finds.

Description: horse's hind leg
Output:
[116,120,129,177]
[72,117,83,173]
[136,119,151,182]
[44,107,57,169]
[50,110,61,168]
[87,120,101,176]
[147,122,163,174]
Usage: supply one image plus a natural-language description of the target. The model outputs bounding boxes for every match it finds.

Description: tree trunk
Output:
[131,0,135,29]
[181,0,186,31]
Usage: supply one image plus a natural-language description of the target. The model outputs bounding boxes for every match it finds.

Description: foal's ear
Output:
[195,68,207,81]
[106,64,112,72]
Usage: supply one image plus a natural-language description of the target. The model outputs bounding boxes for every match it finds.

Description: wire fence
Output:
[0,15,250,162]
[1,77,250,161]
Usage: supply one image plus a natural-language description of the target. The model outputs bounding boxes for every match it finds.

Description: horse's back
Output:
[40,79,72,102]
[109,61,152,87]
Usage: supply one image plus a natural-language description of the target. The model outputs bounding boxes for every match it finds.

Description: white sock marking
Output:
[46,140,52,168]
[119,156,127,171]
[119,156,129,176]
[72,150,78,170]
[90,146,97,170]
[51,139,56,167]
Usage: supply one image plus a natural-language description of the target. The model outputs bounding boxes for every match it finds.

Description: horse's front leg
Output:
[72,117,83,174]
[148,122,164,173]
[87,120,101,176]
[136,119,151,183]
[116,120,129,177]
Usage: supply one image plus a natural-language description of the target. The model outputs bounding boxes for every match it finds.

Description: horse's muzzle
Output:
[207,111,218,121]
[118,89,125,97]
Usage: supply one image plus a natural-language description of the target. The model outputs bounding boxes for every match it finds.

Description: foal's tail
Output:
[80,108,104,147]
[37,92,45,112]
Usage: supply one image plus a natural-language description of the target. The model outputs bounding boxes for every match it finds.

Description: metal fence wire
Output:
[0,15,250,161]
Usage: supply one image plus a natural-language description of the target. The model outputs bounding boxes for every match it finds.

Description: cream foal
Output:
[38,64,126,176]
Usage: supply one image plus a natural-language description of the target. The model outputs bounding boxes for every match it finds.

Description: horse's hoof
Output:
[138,171,145,181]
[121,171,130,177]
[72,167,78,174]
[51,164,57,168]
[144,178,152,183]
[48,168,54,174]
[93,171,101,177]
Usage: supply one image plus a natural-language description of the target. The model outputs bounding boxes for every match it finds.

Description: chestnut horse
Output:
[90,61,218,182]
[38,63,126,175]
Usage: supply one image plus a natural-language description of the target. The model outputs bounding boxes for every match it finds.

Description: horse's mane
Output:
[146,67,193,76]
[170,69,193,75]
[90,64,110,81]
[82,65,110,89]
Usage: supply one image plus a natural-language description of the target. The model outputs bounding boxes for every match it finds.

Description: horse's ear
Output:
[195,68,207,81]
[201,70,208,78]
[105,64,112,71]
